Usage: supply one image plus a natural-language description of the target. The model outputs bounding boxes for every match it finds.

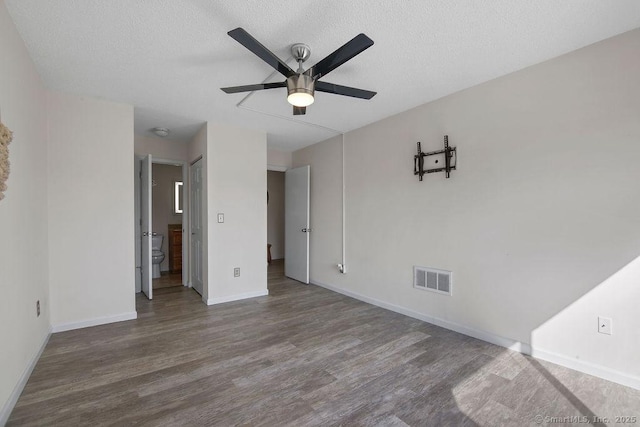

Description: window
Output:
[174,181,183,214]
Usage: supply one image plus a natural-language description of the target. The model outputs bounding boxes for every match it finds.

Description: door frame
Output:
[134,156,142,293]
[140,154,152,299]
[152,157,190,287]
[189,156,205,296]
[134,156,190,296]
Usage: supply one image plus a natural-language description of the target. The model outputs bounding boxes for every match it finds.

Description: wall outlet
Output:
[36,300,40,317]
[598,316,612,335]
[217,213,224,223]
[233,267,240,277]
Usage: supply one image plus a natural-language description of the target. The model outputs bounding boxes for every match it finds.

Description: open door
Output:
[141,155,153,299]
[285,165,310,284]
[134,157,142,293]
[190,158,204,296]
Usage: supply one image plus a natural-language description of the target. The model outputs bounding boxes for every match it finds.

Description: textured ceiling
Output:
[6,1,640,151]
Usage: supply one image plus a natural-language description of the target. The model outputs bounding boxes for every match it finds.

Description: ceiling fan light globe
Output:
[287,92,314,107]
[286,74,315,107]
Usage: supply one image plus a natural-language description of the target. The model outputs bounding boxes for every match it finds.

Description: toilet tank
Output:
[151,234,164,250]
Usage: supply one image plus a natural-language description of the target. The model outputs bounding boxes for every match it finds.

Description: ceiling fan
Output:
[221,28,376,115]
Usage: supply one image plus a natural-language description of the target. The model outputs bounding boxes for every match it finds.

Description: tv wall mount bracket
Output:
[414,135,457,181]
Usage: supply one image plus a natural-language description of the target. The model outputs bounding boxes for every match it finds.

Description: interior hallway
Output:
[7,260,640,425]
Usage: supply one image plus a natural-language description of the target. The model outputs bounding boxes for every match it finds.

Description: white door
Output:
[285,165,310,284]
[134,157,142,293]
[190,159,204,295]
[140,155,153,300]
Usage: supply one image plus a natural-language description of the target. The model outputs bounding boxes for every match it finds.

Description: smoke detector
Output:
[152,127,170,137]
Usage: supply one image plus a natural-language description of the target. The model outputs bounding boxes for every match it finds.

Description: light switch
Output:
[217,213,224,223]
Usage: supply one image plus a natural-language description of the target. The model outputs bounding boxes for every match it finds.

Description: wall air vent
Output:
[414,266,452,296]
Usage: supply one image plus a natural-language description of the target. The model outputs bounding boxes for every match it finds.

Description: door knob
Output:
[301,228,311,232]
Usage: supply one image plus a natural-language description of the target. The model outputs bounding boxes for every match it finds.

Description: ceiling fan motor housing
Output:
[287,74,315,98]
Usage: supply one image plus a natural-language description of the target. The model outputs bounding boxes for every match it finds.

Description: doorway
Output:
[151,163,184,289]
[267,170,286,268]
[135,155,189,300]
[267,165,311,284]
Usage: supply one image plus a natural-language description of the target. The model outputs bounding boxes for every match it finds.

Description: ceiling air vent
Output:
[414,266,452,296]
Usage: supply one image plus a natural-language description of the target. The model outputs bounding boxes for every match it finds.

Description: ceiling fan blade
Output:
[221,81,286,94]
[293,106,306,115]
[315,81,376,99]
[228,28,295,78]
[306,33,374,80]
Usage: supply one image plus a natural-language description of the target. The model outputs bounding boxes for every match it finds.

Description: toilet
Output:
[151,234,165,279]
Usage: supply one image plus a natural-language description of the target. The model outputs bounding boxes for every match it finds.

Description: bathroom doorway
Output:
[135,156,189,299]
[151,162,184,289]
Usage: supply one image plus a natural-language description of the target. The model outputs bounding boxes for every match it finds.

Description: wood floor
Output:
[153,272,183,290]
[8,260,640,426]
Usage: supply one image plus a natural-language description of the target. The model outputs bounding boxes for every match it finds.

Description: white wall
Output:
[206,123,268,304]
[532,255,640,386]
[267,148,293,172]
[293,29,640,388]
[47,91,136,329]
[267,171,285,260]
[267,148,292,171]
[135,134,187,162]
[0,1,50,420]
